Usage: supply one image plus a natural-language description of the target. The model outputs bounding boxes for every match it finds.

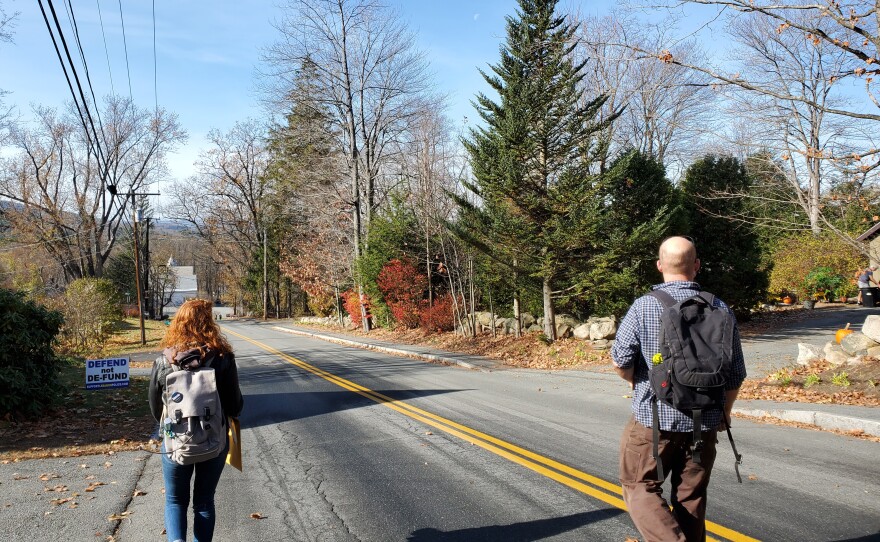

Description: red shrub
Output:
[342,289,369,328]
[419,294,456,333]
[377,259,427,329]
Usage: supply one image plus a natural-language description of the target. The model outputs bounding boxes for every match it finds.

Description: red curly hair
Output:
[160,299,232,355]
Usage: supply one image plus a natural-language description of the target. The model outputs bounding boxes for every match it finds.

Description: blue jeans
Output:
[161,441,228,542]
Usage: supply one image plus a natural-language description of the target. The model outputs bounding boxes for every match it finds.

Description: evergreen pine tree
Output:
[681,155,768,317]
[454,0,616,341]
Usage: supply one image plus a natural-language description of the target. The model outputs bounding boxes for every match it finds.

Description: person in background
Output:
[611,236,746,541]
[856,265,878,305]
[149,299,243,542]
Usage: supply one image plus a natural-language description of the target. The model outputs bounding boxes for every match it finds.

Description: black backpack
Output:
[648,290,743,483]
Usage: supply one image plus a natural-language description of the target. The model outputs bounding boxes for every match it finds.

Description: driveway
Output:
[741,304,880,376]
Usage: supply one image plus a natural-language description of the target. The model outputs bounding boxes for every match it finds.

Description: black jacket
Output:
[149,346,244,422]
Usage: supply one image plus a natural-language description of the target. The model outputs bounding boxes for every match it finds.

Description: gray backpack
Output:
[648,290,743,482]
[160,353,226,465]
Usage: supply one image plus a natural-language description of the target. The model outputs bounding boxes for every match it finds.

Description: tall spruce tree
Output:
[454,0,615,340]
[681,155,768,317]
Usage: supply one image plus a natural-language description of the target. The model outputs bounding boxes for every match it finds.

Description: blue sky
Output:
[0,1,619,184]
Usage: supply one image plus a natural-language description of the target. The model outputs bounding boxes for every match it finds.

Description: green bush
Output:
[56,278,122,354]
[0,288,65,418]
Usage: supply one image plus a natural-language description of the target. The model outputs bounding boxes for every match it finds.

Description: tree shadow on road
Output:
[239,388,468,429]
[405,509,626,541]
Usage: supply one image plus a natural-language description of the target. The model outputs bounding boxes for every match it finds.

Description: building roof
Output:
[857,222,880,242]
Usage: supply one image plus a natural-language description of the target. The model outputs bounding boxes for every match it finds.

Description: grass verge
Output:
[0,360,156,461]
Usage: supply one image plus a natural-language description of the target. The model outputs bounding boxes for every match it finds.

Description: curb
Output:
[270,325,493,372]
[733,407,880,437]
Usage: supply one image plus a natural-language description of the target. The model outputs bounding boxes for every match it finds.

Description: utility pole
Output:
[107,185,159,345]
[131,197,147,345]
[263,224,268,321]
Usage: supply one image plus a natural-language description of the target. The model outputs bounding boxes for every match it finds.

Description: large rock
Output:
[591,339,611,350]
[476,312,495,328]
[824,342,849,366]
[840,331,880,356]
[556,323,573,339]
[556,314,579,328]
[520,312,536,328]
[797,343,824,365]
[527,324,542,333]
[573,323,591,340]
[867,345,880,359]
[862,315,880,343]
[589,317,617,340]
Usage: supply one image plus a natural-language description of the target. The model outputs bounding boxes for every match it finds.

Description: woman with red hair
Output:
[149,299,243,542]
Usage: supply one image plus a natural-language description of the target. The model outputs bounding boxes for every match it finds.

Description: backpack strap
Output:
[647,290,676,482]
[651,398,665,482]
[724,412,744,483]
[648,289,677,309]
[697,291,715,306]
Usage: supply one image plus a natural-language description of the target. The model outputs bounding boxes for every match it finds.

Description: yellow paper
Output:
[226,417,242,471]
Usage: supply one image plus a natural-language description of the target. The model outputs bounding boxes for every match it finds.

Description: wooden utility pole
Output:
[107,186,159,346]
[263,225,268,320]
[131,196,147,345]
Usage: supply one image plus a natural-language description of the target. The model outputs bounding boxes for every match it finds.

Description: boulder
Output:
[520,312,536,328]
[847,355,867,366]
[824,342,849,366]
[591,339,611,350]
[589,317,617,340]
[840,331,880,356]
[556,323,573,339]
[527,324,542,333]
[862,315,880,343]
[797,343,824,365]
[555,314,579,328]
[573,323,591,340]
[867,345,880,359]
[476,311,495,328]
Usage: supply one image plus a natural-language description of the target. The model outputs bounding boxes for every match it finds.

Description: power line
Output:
[37,0,108,180]
[62,0,109,155]
[117,0,134,101]
[95,0,115,97]
[152,0,158,112]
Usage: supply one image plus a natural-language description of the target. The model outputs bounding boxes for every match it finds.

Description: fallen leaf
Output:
[50,497,73,506]
[103,462,112,469]
[250,512,266,519]
[424,431,433,436]
[107,511,131,521]
[13,475,29,480]
[133,490,147,497]
[45,485,68,493]
[39,473,61,481]
[748,474,758,481]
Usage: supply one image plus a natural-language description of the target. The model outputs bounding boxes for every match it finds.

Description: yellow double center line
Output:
[225,327,759,542]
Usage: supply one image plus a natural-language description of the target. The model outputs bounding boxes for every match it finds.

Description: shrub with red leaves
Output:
[377,259,427,329]
[342,289,368,328]
[419,294,456,333]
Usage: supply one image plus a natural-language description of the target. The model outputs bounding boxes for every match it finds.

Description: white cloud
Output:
[473,13,480,21]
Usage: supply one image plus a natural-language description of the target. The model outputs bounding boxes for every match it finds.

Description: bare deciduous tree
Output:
[263,0,433,329]
[576,11,715,171]
[165,120,270,311]
[0,98,185,282]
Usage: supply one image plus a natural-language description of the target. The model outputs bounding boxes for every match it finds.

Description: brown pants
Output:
[619,416,717,542]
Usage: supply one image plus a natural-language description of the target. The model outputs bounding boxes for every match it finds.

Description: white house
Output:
[165,256,198,309]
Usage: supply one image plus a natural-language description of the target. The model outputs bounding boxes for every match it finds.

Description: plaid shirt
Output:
[611,281,747,432]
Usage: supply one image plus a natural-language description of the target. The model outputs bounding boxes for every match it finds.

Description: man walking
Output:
[611,236,746,541]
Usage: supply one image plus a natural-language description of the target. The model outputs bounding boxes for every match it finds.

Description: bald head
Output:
[658,236,699,281]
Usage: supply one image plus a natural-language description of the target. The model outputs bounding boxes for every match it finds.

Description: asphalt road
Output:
[742,305,880,377]
[116,320,880,542]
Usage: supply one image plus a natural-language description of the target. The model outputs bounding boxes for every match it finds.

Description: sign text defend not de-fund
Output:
[85,357,130,390]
